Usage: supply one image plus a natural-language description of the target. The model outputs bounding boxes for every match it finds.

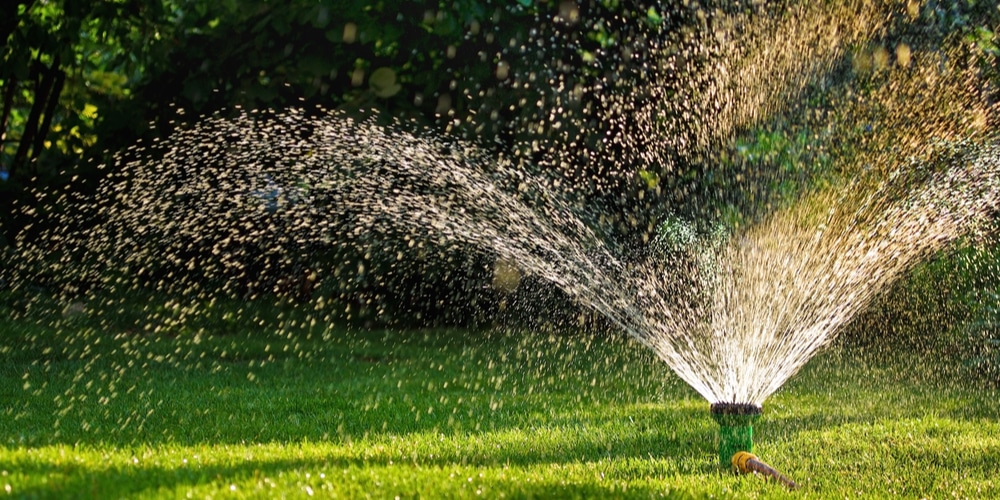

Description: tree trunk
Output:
[0,74,16,150]
[1,0,37,176]
[30,65,65,170]
[10,55,61,179]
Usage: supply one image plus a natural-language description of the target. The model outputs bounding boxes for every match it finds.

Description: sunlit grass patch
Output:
[1,307,998,498]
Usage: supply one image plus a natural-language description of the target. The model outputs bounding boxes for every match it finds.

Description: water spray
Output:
[731,451,798,490]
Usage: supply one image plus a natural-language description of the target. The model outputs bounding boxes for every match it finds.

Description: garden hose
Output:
[731,451,798,490]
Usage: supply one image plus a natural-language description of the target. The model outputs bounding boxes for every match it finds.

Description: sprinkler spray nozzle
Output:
[731,451,798,490]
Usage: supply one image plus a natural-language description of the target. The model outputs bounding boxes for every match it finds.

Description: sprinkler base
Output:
[710,402,762,468]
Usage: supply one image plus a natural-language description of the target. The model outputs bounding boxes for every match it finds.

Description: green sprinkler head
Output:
[709,402,761,468]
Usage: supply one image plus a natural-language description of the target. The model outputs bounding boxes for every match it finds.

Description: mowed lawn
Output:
[1,298,998,498]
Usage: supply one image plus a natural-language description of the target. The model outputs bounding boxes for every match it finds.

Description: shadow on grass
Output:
[9,404,714,497]
[3,315,703,448]
[10,456,674,498]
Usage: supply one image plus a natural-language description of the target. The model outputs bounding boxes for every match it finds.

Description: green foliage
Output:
[1,0,174,173]
[735,128,835,203]
[3,0,998,328]
[131,0,512,121]
[966,25,999,55]
[654,213,699,253]
[650,214,727,309]
[917,0,1000,86]
[4,0,695,320]
[958,290,1000,380]
[966,24,999,85]
[844,242,1000,385]
[2,0,547,318]
[653,213,727,261]
[945,245,1000,381]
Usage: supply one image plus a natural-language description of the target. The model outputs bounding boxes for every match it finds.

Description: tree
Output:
[0,0,173,181]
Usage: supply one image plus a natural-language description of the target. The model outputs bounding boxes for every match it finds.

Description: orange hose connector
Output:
[731,451,798,489]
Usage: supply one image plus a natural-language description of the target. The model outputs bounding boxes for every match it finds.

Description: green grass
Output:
[1,298,999,498]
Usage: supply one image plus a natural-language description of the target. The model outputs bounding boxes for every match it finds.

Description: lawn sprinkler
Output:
[710,402,797,489]
[731,451,798,489]
[709,402,761,466]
